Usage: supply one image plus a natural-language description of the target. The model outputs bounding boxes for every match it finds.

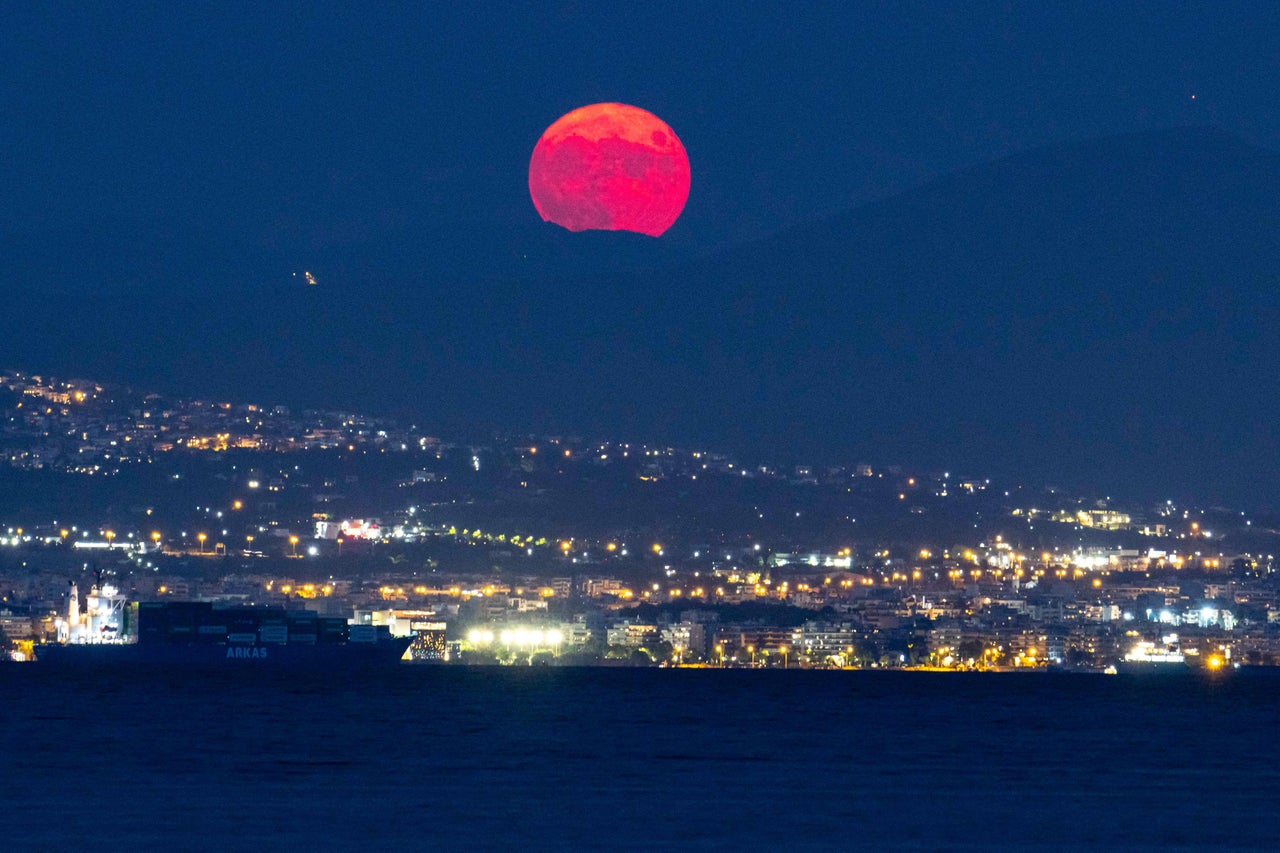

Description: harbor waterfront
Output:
[2,666,1277,850]
[5,370,1280,676]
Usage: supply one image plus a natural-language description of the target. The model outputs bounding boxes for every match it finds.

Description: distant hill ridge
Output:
[4,126,1278,505]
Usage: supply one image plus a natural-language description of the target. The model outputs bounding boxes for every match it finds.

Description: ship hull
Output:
[35,638,412,667]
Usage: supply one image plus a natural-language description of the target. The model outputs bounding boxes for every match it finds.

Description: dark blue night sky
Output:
[4,3,1280,505]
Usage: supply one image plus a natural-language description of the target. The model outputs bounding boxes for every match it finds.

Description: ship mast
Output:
[67,582,80,643]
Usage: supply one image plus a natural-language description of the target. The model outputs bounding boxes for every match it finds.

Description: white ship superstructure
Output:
[56,582,129,644]
[1124,634,1186,664]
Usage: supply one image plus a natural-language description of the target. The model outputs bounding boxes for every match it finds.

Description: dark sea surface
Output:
[3,666,1278,851]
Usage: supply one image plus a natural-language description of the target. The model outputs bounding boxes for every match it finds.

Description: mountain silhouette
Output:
[4,126,1278,505]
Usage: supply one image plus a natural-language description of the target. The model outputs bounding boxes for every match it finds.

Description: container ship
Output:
[35,585,411,666]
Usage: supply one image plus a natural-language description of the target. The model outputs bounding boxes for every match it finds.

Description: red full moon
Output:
[528,103,690,237]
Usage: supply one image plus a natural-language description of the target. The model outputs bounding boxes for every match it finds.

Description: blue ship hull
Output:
[36,638,412,666]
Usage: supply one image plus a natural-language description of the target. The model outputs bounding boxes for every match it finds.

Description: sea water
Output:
[2,667,1277,850]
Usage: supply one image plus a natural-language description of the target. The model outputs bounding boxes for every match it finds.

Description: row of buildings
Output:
[6,547,1280,668]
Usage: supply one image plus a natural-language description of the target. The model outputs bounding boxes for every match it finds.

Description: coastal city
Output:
[13,7,1280,851]
[3,368,1279,671]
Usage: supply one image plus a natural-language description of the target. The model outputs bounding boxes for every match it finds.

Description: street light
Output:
[747,644,755,667]
[715,643,724,667]
[290,535,299,558]
[780,644,789,669]
[197,533,207,554]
